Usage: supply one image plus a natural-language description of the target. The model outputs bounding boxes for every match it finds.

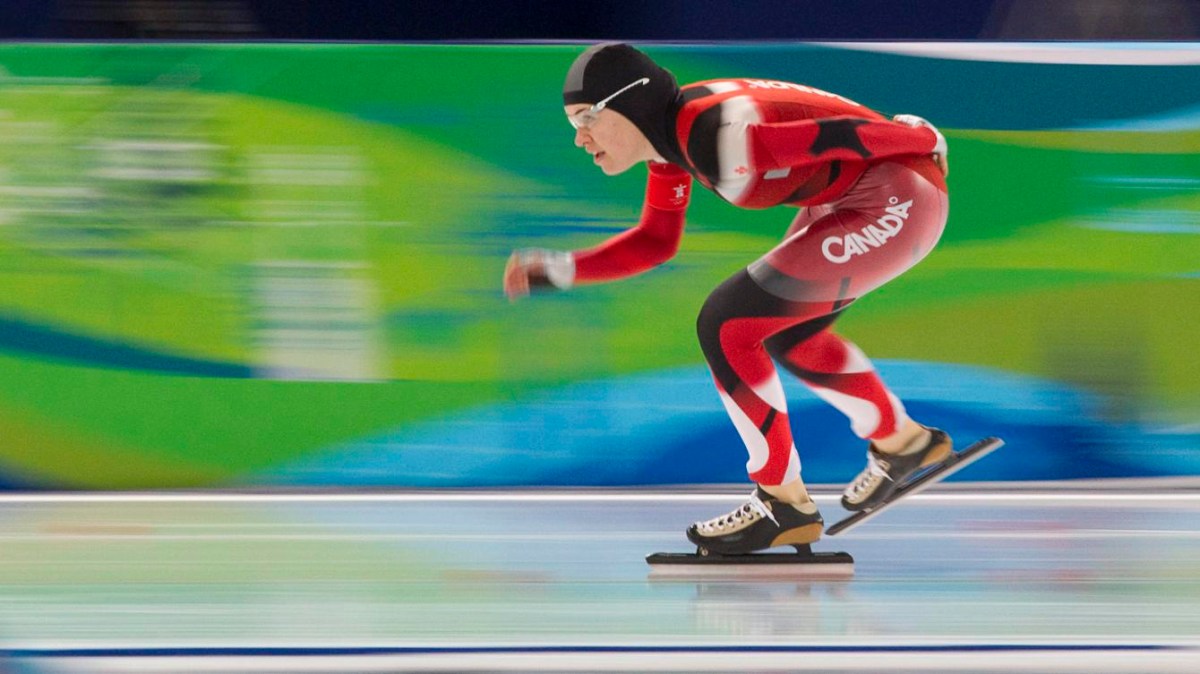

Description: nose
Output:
[574,126,590,148]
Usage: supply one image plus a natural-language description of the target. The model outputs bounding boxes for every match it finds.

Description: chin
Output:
[600,159,634,176]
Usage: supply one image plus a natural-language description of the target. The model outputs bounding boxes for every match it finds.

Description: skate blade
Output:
[646,551,854,580]
[826,436,1005,537]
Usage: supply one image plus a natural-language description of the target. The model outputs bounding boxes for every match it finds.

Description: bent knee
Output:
[696,270,754,346]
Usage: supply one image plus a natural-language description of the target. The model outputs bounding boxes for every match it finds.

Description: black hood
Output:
[563,43,684,165]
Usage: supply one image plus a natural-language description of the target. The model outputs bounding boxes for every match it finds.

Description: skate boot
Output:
[841,426,953,512]
[686,487,824,556]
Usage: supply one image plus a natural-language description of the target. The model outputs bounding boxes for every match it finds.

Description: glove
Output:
[503,248,575,301]
[893,114,948,176]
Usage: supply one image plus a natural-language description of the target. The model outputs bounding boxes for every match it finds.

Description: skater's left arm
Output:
[572,162,692,283]
[748,114,947,172]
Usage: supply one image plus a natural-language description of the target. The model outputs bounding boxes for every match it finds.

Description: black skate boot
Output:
[841,426,953,512]
[686,487,824,556]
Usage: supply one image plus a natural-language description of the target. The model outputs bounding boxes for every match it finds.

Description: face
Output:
[565,104,654,176]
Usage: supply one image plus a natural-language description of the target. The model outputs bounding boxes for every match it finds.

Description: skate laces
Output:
[695,490,778,534]
[845,451,892,501]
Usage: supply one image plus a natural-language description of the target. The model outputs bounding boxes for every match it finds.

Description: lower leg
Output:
[697,271,827,489]
[769,327,915,446]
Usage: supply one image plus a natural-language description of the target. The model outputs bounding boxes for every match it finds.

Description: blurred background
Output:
[0,0,1196,490]
[0,4,1197,673]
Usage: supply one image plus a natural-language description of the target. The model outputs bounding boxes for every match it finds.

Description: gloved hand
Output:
[893,114,948,177]
[503,248,575,301]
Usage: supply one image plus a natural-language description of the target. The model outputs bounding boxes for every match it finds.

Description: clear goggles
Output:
[567,77,650,130]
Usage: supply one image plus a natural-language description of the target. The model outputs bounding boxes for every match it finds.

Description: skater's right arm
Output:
[504,162,692,301]
[748,115,947,173]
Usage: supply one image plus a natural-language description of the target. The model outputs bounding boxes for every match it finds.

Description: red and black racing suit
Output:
[572,78,948,486]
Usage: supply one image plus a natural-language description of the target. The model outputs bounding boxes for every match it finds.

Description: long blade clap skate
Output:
[647,487,854,578]
[841,427,954,512]
[827,436,1005,536]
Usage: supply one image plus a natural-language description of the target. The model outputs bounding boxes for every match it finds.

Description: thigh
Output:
[749,161,948,303]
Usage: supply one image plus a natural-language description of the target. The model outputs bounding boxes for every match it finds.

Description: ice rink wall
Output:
[0,42,1196,488]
